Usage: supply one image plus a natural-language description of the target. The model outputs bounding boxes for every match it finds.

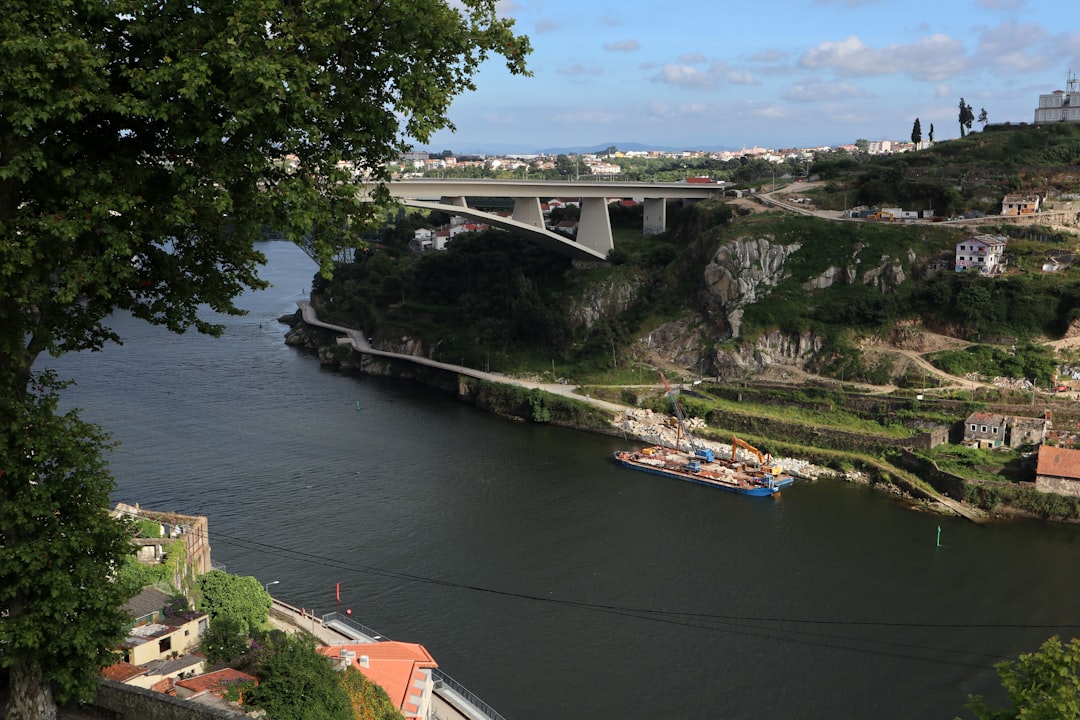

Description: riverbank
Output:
[284,301,991,521]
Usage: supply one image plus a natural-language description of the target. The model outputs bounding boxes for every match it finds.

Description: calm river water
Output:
[43,242,1080,720]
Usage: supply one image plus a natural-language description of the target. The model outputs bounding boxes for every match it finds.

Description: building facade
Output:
[955,234,1007,275]
[1034,75,1080,124]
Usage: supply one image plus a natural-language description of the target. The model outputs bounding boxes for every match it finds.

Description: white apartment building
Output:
[1034,75,1080,124]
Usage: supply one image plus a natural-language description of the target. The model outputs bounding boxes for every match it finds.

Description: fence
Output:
[432,668,508,720]
[320,611,389,642]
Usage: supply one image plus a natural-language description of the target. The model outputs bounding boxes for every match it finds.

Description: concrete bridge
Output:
[381,179,725,261]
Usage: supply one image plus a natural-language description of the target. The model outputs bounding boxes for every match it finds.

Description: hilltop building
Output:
[955,234,1008,275]
[1034,74,1080,124]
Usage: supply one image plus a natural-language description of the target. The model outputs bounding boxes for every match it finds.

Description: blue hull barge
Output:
[612,443,795,497]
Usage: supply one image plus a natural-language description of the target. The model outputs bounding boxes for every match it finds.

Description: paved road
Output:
[298,301,629,415]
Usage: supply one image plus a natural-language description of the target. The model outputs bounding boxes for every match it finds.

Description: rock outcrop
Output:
[703,235,801,338]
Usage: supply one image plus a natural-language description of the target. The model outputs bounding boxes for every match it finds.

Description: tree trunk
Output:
[4,660,57,720]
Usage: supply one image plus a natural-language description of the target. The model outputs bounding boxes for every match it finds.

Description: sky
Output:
[421,0,1080,154]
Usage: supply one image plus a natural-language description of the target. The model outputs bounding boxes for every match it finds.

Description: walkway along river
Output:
[44,241,1080,720]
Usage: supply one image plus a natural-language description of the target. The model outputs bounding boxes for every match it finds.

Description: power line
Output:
[195,527,1080,633]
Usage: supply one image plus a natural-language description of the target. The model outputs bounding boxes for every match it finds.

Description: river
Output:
[43,241,1080,720]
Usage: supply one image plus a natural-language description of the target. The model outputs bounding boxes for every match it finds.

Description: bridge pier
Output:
[643,198,667,235]
[440,196,468,208]
[512,197,545,229]
[577,197,614,257]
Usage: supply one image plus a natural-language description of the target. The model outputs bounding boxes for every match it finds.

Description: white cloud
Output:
[535,19,560,33]
[798,34,968,82]
[651,58,756,90]
[646,101,709,121]
[602,39,640,52]
[557,64,603,77]
[654,63,718,90]
[935,84,951,99]
[750,105,788,119]
[781,80,872,102]
[749,49,789,64]
[678,52,707,64]
[974,22,1055,73]
[727,70,759,85]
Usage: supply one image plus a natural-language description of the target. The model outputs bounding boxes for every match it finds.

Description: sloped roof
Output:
[122,587,171,620]
[1037,445,1080,480]
[318,641,437,713]
[965,412,1006,427]
[101,661,147,683]
[175,668,257,697]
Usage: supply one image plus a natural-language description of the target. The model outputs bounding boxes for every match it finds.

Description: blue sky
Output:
[421,0,1080,153]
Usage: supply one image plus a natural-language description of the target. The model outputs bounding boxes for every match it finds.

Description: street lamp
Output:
[263,580,279,593]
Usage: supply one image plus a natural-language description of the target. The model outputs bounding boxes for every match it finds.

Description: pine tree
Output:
[911,117,923,146]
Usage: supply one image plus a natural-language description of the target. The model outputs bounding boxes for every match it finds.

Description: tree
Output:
[854,138,870,153]
[0,376,136,716]
[965,636,1080,719]
[247,634,353,720]
[929,123,935,143]
[555,154,576,178]
[0,2,529,717]
[959,98,975,137]
[978,107,989,127]
[339,666,404,720]
[198,617,253,670]
[911,117,922,146]
[196,571,272,635]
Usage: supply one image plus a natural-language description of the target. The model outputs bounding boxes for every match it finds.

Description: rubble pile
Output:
[613,408,832,480]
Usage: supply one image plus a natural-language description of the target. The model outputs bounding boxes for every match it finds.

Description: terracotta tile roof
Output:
[1037,445,1080,480]
[101,661,147,683]
[175,668,257,698]
[965,412,1006,426]
[318,642,437,715]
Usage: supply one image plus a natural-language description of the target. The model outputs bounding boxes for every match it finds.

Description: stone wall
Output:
[91,681,238,720]
[1035,475,1080,497]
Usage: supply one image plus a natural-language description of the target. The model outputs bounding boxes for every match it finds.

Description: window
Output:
[158,636,172,654]
[992,427,998,434]
[970,424,976,431]
[981,425,987,432]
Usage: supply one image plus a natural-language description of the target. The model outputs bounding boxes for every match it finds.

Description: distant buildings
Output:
[1034,74,1080,124]
[1001,194,1041,215]
[955,234,1008,275]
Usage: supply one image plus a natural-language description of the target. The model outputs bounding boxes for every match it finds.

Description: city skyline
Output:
[422,0,1080,153]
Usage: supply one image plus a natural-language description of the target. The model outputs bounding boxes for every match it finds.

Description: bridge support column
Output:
[440,196,468,208]
[512,197,545,228]
[643,198,667,235]
[577,197,614,257]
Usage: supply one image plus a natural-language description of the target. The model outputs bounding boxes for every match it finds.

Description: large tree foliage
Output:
[0,1,529,717]
[0,377,135,712]
[339,666,404,720]
[196,570,271,635]
[959,98,975,137]
[911,117,922,145]
[965,636,1080,719]
[247,634,353,720]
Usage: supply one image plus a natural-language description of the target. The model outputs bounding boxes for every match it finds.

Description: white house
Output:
[1001,194,1041,215]
[955,234,1007,275]
[1034,75,1080,124]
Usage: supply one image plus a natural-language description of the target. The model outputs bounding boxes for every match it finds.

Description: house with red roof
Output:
[1036,445,1080,496]
[319,641,438,720]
